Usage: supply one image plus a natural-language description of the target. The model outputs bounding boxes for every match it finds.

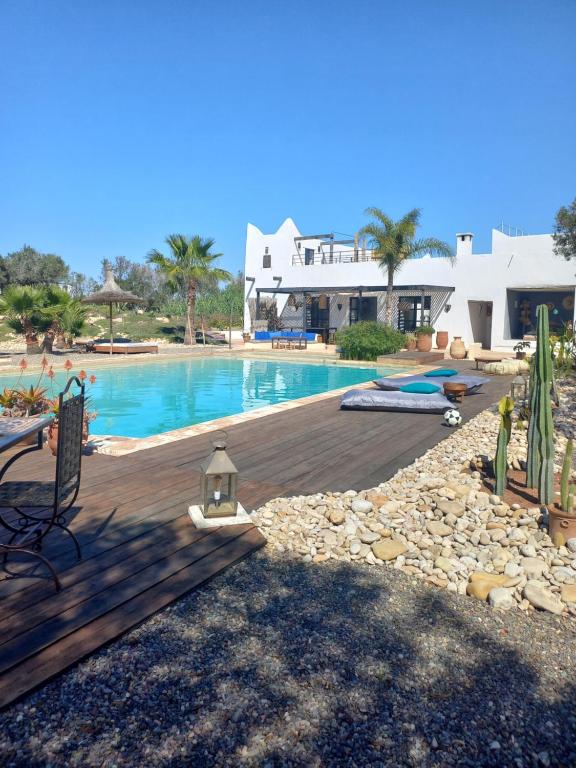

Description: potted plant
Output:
[513,340,531,360]
[404,332,417,351]
[414,325,435,353]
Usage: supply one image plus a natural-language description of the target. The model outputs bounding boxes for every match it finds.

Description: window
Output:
[304,248,315,265]
[263,253,271,268]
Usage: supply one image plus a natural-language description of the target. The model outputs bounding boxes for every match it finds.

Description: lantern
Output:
[199,436,239,518]
[318,293,328,310]
[510,374,528,406]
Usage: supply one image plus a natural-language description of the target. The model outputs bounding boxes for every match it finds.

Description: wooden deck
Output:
[0,363,512,709]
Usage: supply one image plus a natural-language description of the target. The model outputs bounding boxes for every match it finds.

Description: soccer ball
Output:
[443,408,462,427]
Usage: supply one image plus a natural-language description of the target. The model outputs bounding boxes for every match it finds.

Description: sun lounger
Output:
[341,389,453,413]
[373,374,488,394]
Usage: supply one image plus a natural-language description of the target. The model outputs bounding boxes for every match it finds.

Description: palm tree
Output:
[147,235,232,344]
[0,285,51,353]
[360,208,454,326]
[40,286,88,351]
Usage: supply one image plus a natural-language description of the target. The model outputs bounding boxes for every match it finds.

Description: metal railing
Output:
[291,249,377,266]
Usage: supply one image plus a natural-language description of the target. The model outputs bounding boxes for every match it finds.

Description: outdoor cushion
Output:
[424,368,458,377]
[373,374,488,395]
[399,382,441,394]
[341,389,453,413]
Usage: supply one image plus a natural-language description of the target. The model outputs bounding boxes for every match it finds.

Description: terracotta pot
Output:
[242,333,251,343]
[406,338,417,351]
[516,351,526,360]
[48,423,58,456]
[435,331,448,350]
[450,336,466,359]
[548,506,576,547]
[416,333,433,352]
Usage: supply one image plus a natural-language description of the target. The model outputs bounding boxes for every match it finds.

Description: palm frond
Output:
[411,237,454,262]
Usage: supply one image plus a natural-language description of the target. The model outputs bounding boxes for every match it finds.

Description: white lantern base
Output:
[188,503,251,529]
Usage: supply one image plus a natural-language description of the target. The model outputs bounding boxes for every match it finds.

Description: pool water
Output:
[0,358,405,439]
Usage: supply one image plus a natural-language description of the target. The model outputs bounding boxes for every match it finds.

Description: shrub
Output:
[335,321,405,361]
[414,324,435,336]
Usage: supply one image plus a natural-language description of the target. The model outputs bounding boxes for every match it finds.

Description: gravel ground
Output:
[1,549,575,768]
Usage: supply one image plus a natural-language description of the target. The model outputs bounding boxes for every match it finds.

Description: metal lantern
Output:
[199,435,239,518]
[510,374,529,405]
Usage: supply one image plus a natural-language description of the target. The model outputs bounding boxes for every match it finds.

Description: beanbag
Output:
[341,389,453,413]
[373,374,488,395]
[424,368,458,377]
[399,382,441,394]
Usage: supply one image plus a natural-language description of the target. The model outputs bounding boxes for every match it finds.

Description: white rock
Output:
[351,499,373,515]
[523,582,565,615]
[489,588,515,610]
[520,544,537,558]
[567,538,576,553]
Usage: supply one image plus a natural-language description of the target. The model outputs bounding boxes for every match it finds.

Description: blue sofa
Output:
[254,331,318,342]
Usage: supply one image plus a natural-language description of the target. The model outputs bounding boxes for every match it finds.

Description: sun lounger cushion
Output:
[373,374,488,395]
[424,368,458,377]
[399,382,441,394]
[341,389,453,413]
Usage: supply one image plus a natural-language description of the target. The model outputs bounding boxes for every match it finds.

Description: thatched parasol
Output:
[82,268,145,354]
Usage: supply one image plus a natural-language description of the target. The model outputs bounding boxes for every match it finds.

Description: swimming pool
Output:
[0,358,406,439]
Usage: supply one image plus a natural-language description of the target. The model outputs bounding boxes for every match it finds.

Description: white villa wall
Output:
[244,218,576,351]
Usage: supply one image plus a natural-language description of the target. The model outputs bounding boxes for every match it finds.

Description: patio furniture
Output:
[341,388,453,413]
[373,373,489,395]
[271,336,308,350]
[92,342,159,354]
[443,381,467,403]
[0,377,85,591]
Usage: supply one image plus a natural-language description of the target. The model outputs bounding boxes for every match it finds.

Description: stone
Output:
[349,539,362,556]
[351,499,373,515]
[371,539,407,561]
[436,499,465,517]
[567,538,576,554]
[466,572,512,600]
[520,544,537,558]
[426,521,453,537]
[520,557,547,579]
[479,531,491,546]
[561,584,576,603]
[359,530,381,544]
[435,556,458,574]
[504,562,522,578]
[329,509,346,525]
[523,583,564,615]
[366,492,389,508]
[490,529,506,542]
[488,587,515,610]
[474,492,490,509]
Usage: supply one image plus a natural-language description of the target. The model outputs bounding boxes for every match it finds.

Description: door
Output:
[468,300,493,349]
[306,296,330,339]
[397,296,431,332]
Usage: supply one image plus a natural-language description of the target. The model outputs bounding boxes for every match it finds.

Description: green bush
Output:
[414,324,435,336]
[335,321,406,361]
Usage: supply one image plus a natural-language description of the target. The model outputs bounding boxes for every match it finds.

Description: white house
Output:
[243,218,576,352]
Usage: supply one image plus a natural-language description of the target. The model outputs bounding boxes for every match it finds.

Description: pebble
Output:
[523,583,565,615]
[251,403,574,619]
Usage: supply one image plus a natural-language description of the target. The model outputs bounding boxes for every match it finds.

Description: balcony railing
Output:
[291,249,377,266]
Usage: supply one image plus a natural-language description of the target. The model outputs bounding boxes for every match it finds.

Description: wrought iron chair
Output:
[0,377,85,591]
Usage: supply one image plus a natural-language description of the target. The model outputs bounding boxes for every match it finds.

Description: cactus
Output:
[495,395,514,497]
[526,304,555,505]
[569,483,575,514]
[561,438,574,512]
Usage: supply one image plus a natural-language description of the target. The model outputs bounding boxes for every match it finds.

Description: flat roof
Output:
[256,284,455,293]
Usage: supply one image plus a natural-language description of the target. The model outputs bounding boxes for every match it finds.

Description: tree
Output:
[148,235,232,344]
[553,198,576,261]
[0,285,52,352]
[4,245,69,285]
[40,286,88,351]
[360,208,454,325]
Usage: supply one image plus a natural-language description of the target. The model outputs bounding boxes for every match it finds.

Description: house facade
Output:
[243,217,576,351]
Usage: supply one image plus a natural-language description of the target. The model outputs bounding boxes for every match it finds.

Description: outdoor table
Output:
[0,415,54,483]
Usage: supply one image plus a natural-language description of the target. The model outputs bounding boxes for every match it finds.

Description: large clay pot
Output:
[548,506,576,547]
[450,336,466,359]
[436,331,448,350]
[405,337,417,351]
[48,423,58,456]
[416,333,433,353]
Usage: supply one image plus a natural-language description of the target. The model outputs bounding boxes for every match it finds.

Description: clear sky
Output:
[1,0,575,278]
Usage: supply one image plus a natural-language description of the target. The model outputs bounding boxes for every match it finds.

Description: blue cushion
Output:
[341,389,453,413]
[400,382,441,394]
[424,368,458,378]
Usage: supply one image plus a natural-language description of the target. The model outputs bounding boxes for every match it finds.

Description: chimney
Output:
[456,232,473,257]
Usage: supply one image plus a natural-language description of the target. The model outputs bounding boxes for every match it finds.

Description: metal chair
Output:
[0,377,85,591]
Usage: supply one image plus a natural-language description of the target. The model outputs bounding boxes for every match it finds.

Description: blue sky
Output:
[1,0,575,278]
